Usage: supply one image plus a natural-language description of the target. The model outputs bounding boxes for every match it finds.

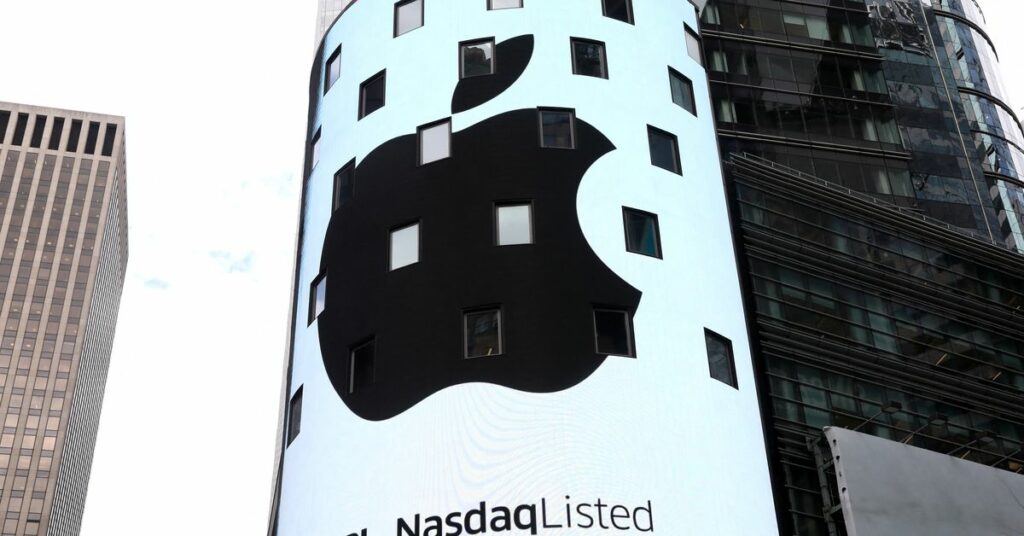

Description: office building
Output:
[271,0,1024,535]
[0,103,128,536]
[701,0,1024,533]
[314,0,357,45]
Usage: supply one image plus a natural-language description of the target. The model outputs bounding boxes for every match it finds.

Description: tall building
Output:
[0,103,128,536]
[700,0,1024,533]
[314,0,357,45]
[270,0,778,535]
[272,1,1024,535]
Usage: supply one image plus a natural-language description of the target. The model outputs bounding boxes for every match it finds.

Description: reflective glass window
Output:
[685,26,702,65]
[325,46,342,94]
[394,0,424,37]
[418,119,451,164]
[465,308,503,358]
[669,68,696,115]
[359,70,386,119]
[390,222,420,271]
[488,0,522,8]
[496,203,532,245]
[594,309,634,356]
[333,159,356,210]
[705,329,738,388]
[461,39,495,78]
[602,0,633,23]
[309,272,327,323]
[287,387,302,445]
[539,108,575,149]
[349,340,375,394]
[571,38,608,78]
[623,207,662,258]
[647,126,681,174]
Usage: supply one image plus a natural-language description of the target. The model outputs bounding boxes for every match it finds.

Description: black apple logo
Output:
[317,35,642,421]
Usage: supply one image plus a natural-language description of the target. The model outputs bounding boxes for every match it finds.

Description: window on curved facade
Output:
[309,272,327,324]
[460,39,495,78]
[390,222,420,271]
[311,128,322,169]
[571,38,608,79]
[538,108,576,149]
[418,119,451,165]
[496,203,533,245]
[602,0,633,24]
[594,309,634,356]
[488,0,522,10]
[647,126,681,174]
[465,308,503,358]
[705,329,737,388]
[623,207,662,258]
[359,70,386,119]
[394,0,424,37]
[325,46,342,94]
[685,25,702,65]
[333,159,356,210]
[669,68,696,115]
[287,386,302,445]
[349,340,375,394]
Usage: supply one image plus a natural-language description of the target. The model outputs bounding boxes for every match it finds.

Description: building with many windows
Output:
[0,102,128,536]
[272,0,1024,535]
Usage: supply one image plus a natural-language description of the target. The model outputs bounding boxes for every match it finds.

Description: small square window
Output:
[333,159,356,210]
[359,70,386,119]
[488,0,522,9]
[705,329,738,388]
[418,119,451,165]
[623,207,662,258]
[309,272,327,324]
[287,386,303,446]
[538,108,575,149]
[685,26,703,65]
[496,203,533,245]
[394,0,424,37]
[325,46,342,94]
[647,126,681,174]
[669,68,696,116]
[571,38,608,79]
[349,340,375,394]
[594,309,634,356]
[465,308,503,358]
[602,0,633,23]
[461,39,495,78]
[311,128,322,169]
[390,222,420,271]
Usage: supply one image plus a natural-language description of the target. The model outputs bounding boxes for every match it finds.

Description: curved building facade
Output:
[270,0,778,535]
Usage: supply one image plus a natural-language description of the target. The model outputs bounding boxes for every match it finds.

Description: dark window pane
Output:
[48,117,64,150]
[465,309,502,358]
[603,0,633,23]
[572,39,608,78]
[461,39,495,78]
[623,208,662,258]
[84,121,100,154]
[12,113,28,146]
[706,330,737,388]
[311,129,321,168]
[102,124,117,157]
[350,340,375,394]
[287,387,303,445]
[309,273,327,324]
[360,71,386,119]
[0,111,9,143]
[333,160,356,210]
[669,68,696,115]
[30,115,47,148]
[648,126,681,174]
[66,120,83,152]
[594,309,633,356]
[325,46,342,94]
[539,109,575,148]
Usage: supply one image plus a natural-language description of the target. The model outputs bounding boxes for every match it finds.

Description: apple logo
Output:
[317,34,642,421]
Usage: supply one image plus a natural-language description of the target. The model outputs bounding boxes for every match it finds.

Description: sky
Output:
[0,1,1022,535]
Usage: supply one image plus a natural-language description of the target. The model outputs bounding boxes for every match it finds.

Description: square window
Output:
[571,38,608,79]
[465,308,503,358]
[359,70,386,119]
[394,0,424,37]
[496,203,533,245]
[594,309,634,356]
[418,119,451,165]
[685,26,702,65]
[488,0,522,8]
[538,108,575,149]
[390,222,420,271]
[325,46,342,94]
[602,0,633,23]
[287,386,302,446]
[647,126,681,174]
[349,340,375,394]
[622,207,662,258]
[669,68,697,115]
[311,128,322,169]
[705,329,737,388]
[461,39,495,78]
[309,272,327,324]
[333,159,356,210]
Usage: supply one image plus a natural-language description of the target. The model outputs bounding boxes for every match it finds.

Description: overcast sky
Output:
[0,2,1022,535]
